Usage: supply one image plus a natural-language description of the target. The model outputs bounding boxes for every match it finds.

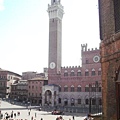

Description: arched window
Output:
[85,85,89,92]
[78,98,81,104]
[85,69,89,76]
[64,70,68,76]
[58,98,61,104]
[98,84,102,92]
[92,98,96,105]
[85,98,89,105]
[64,85,68,92]
[71,85,74,92]
[98,68,101,75]
[91,69,96,76]
[91,84,96,92]
[77,70,81,76]
[59,86,61,92]
[99,98,102,105]
[77,85,81,92]
[86,59,89,64]
[70,70,75,76]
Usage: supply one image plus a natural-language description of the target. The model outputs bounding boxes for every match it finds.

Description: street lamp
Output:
[95,81,99,113]
[89,84,92,113]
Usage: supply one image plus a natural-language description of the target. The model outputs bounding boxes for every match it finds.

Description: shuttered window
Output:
[114,0,120,32]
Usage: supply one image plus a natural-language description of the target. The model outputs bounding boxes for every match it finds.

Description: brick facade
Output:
[99,0,120,119]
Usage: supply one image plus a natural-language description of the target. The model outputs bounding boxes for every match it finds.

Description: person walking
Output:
[72,116,74,120]
[84,114,94,120]
[35,112,36,118]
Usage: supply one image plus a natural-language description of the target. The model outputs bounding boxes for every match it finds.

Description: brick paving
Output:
[0,100,86,120]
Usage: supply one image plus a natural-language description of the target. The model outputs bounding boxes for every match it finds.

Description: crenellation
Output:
[81,43,87,51]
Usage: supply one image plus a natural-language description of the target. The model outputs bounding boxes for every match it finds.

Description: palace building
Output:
[42,0,102,108]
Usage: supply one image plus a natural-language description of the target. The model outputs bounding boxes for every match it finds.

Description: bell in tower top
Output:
[48,0,64,20]
[51,0,61,5]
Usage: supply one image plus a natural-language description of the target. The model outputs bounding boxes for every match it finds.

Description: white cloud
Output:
[0,0,4,11]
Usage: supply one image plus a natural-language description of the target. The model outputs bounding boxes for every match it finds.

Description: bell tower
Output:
[48,0,64,74]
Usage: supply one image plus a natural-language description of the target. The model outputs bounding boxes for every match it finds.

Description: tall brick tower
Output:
[98,0,120,119]
[48,0,64,80]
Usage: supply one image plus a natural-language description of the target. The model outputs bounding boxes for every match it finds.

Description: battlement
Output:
[61,66,81,69]
[81,43,99,52]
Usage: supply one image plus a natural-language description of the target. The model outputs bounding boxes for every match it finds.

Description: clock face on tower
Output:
[93,55,100,63]
[50,62,56,69]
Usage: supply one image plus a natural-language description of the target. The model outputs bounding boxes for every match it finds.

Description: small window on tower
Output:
[114,0,120,32]
[86,59,89,64]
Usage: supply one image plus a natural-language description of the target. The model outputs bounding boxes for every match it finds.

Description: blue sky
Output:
[0,0,100,75]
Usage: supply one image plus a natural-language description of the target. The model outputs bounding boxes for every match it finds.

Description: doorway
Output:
[116,70,120,120]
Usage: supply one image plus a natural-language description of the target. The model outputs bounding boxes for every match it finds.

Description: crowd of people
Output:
[0,108,95,120]
[0,110,44,120]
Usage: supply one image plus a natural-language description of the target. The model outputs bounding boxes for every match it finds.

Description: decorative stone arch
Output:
[92,68,95,71]
[85,69,89,72]
[42,84,59,106]
[70,94,75,106]
[63,94,68,106]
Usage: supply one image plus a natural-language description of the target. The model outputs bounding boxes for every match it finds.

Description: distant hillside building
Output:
[10,80,28,102]
[0,68,21,98]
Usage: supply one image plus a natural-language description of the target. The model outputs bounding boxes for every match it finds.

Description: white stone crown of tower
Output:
[48,0,64,20]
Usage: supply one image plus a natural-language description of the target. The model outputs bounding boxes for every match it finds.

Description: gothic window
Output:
[114,0,120,32]
[85,69,89,76]
[58,98,61,104]
[77,70,81,76]
[92,98,96,105]
[98,85,102,92]
[85,98,89,105]
[98,68,101,75]
[78,98,81,104]
[77,85,81,92]
[59,86,61,92]
[70,70,75,76]
[99,98,102,105]
[64,70,68,76]
[64,85,68,92]
[85,85,89,92]
[86,59,89,64]
[71,85,74,92]
[91,69,96,76]
[52,19,54,22]
[91,84,96,92]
